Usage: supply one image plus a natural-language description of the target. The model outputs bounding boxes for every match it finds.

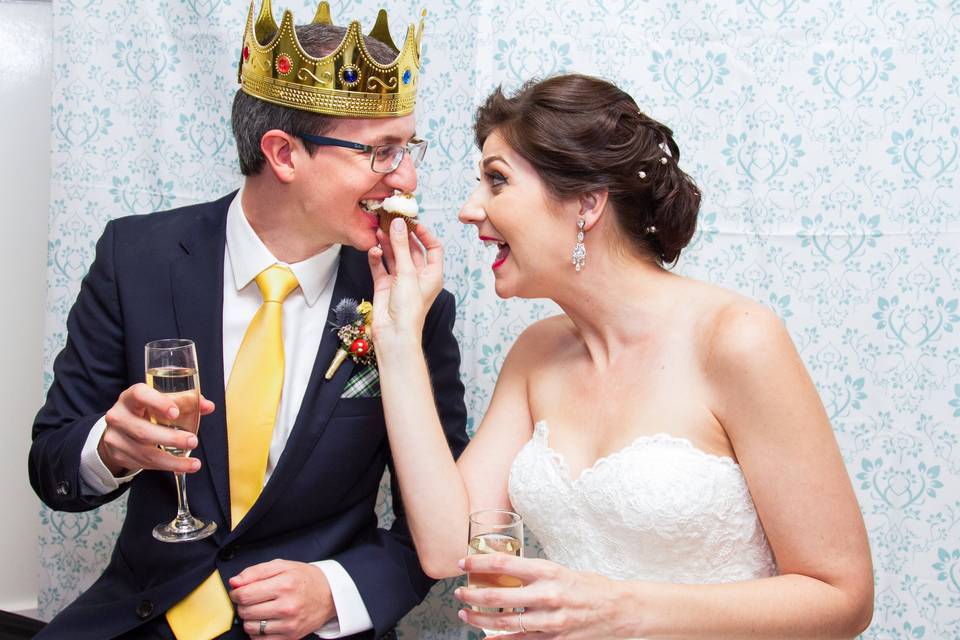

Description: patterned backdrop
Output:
[41,0,959,637]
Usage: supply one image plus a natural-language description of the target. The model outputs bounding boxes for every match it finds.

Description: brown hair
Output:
[474,74,701,264]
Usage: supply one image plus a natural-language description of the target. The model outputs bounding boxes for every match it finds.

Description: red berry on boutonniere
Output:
[350,338,370,356]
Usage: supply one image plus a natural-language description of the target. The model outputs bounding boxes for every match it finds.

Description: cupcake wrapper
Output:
[378,210,419,234]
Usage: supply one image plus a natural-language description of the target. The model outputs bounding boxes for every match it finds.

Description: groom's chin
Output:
[347,230,379,253]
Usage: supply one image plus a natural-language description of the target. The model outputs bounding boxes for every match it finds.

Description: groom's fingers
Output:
[230,575,282,609]
[229,559,286,590]
[235,596,282,622]
[199,395,215,416]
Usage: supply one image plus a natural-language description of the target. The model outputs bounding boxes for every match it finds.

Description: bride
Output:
[367,74,873,638]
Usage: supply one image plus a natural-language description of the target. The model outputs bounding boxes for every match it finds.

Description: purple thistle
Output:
[331,298,361,327]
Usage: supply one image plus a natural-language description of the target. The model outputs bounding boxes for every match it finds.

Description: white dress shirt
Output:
[79,191,373,637]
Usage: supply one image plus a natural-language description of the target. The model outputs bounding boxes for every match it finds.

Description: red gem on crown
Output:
[243,46,249,61]
[276,54,292,75]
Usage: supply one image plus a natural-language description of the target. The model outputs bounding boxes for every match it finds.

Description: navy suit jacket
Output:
[29,192,469,639]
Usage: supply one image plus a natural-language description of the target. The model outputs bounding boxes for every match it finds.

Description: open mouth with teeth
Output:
[360,200,383,214]
[481,236,510,270]
[358,199,383,227]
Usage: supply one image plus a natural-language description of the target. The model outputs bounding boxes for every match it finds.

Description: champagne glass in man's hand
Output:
[145,339,217,542]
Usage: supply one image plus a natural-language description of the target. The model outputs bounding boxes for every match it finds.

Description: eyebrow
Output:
[371,133,418,145]
[481,155,509,168]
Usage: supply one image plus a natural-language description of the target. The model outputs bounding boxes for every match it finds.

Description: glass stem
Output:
[173,471,193,525]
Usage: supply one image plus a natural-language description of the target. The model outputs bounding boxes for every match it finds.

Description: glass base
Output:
[152,515,217,543]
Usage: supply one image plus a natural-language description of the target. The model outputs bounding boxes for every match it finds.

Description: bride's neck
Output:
[553,253,681,367]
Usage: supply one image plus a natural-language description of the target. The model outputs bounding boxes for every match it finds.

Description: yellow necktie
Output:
[166,264,299,640]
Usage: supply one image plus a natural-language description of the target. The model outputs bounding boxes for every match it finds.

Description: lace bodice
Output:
[508,421,777,584]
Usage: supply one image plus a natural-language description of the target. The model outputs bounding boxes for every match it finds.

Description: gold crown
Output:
[238,0,425,118]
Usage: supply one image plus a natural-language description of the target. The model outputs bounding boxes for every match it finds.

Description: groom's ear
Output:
[579,189,609,232]
[260,129,297,184]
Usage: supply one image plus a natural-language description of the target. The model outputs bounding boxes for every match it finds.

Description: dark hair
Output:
[232,24,399,176]
[474,74,701,264]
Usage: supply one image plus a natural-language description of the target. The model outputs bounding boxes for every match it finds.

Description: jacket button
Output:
[55,481,70,496]
[135,599,154,619]
[218,546,235,561]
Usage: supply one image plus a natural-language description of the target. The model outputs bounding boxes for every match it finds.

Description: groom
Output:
[29,2,467,639]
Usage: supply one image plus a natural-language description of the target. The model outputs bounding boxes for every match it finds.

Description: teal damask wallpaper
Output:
[42,0,959,638]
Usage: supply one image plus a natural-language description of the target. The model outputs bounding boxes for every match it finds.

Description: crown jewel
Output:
[238,0,425,118]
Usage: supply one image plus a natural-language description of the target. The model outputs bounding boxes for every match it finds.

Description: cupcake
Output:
[363,190,419,234]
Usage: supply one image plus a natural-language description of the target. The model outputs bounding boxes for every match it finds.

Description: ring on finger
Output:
[518,610,526,633]
[259,619,267,636]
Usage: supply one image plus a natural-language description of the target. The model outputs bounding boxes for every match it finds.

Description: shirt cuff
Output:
[312,559,374,638]
[78,416,141,495]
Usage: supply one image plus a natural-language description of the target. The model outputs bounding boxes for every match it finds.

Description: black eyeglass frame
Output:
[294,131,428,174]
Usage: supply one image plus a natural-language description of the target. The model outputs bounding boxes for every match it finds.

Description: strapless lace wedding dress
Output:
[508,421,777,584]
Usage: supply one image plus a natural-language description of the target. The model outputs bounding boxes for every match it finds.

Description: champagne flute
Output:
[467,509,524,637]
[145,339,216,542]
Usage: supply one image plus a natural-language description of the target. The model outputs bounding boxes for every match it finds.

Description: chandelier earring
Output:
[572,217,586,272]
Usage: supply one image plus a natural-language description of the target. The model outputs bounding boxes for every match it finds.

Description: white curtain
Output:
[43,1,960,637]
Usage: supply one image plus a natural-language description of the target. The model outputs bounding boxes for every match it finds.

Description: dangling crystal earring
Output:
[572,218,586,272]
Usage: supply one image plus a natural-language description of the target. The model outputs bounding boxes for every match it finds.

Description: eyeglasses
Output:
[295,132,428,174]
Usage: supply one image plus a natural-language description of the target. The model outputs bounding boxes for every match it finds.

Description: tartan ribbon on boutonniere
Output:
[324,298,375,380]
[340,363,380,398]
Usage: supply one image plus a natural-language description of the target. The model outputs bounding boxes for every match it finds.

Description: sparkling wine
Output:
[468,532,523,636]
[146,366,200,456]
[466,510,523,637]
[467,533,523,589]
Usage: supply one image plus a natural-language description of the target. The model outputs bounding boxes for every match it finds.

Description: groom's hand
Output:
[98,383,215,476]
[229,560,335,639]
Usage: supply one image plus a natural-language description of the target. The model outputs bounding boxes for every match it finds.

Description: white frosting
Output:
[380,191,418,216]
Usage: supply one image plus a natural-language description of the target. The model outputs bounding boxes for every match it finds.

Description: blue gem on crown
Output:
[340,65,361,88]
[402,69,412,84]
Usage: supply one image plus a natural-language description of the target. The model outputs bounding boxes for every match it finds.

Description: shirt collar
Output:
[226,190,341,307]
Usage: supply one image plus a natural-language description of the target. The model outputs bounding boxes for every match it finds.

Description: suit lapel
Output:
[228,247,371,538]
[170,195,232,524]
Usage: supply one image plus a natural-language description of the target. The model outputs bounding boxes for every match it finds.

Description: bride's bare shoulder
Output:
[690,281,793,370]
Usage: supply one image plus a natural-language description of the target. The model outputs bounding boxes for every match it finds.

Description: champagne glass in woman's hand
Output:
[367,218,444,349]
[145,339,216,542]
[466,510,524,637]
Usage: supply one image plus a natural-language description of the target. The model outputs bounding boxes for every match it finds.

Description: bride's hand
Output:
[367,218,444,351]
[455,554,634,639]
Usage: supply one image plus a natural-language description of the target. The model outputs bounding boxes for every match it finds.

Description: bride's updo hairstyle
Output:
[474,74,701,264]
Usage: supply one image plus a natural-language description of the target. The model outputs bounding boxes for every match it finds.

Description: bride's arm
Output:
[676,300,873,637]
[370,220,534,579]
[457,301,874,639]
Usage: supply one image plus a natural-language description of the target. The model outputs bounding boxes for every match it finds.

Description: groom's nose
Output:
[383,152,418,193]
[458,187,486,224]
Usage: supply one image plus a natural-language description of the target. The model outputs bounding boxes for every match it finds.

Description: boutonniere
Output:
[324,298,375,380]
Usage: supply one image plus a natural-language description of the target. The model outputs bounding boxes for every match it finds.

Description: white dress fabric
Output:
[508,421,777,584]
